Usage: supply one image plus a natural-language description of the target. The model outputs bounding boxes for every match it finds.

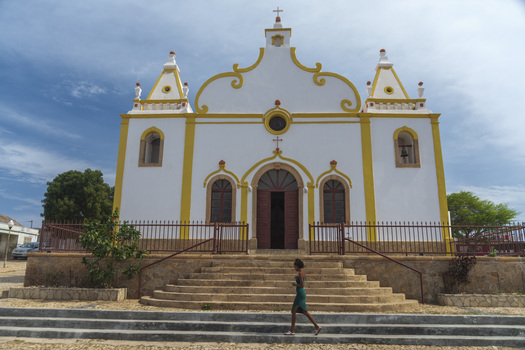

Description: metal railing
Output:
[309,221,525,256]
[39,221,249,254]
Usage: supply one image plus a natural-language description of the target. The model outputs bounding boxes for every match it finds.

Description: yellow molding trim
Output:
[290,47,322,72]
[430,115,450,248]
[193,113,360,119]
[360,116,377,240]
[265,28,292,35]
[370,68,381,96]
[194,72,244,114]
[240,150,314,186]
[233,48,265,73]
[179,116,197,228]
[313,72,361,112]
[140,99,189,104]
[271,34,284,46]
[113,119,130,213]
[122,114,190,119]
[240,185,248,224]
[146,71,164,100]
[193,121,261,125]
[315,164,353,189]
[262,106,293,135]
[365,98,426,104]
[393,126,418,140]
[140,126,165,140]
[391,68,410,99]
[203,163,241,188]
[174,69,185,99]
[308,184,315,226]
[293,121,360,124]
[239,150,315,225]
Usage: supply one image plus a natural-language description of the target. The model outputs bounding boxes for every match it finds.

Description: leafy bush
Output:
[80,209,146,288]
[442,255,477,294]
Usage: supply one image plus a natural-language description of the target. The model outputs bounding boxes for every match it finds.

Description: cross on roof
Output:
[273,137,283,151]
[273,7,283,17]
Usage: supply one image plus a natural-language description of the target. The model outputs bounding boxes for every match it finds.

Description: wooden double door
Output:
[256,169,299,249]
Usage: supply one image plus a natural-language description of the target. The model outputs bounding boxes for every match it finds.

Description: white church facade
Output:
[113,15,449,250]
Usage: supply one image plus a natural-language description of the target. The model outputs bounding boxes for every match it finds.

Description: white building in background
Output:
[0,215,39,259]
[113,14,449,250]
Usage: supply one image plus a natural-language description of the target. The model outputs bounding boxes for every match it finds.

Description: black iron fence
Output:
[40,221,249,254]
[309,222,525,256]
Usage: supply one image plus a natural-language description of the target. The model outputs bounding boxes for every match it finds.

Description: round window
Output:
[269,116,287,132]
[162,86,172,93]
[384,86,394,95]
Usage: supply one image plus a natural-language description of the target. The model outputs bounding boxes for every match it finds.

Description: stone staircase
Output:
[140,257,419,312]
[1,308,524,347]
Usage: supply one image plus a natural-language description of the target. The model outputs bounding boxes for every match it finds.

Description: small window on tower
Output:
[394,128,420,168]
[272,35,284,47]
[139,129,164,167]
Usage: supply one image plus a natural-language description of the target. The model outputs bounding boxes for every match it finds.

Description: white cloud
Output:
[70,81,107,98]
[0,105,81,140]
[0,141,95,184]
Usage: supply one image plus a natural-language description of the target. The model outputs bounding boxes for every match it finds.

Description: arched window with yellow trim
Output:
[210,179,233,223]
[139,127,164,167]
[394,127,420,168]
[206,175,237,223]
[318,175,351,224]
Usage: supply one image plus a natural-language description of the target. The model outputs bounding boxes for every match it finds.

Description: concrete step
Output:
[211,260,343,269]
[187,272,365,282]
[175,279,380,288]
[140,297,419,312]
[1,317,524,338]
[201,266,352,275]
[150,291,407,304]
[163,285,394,296]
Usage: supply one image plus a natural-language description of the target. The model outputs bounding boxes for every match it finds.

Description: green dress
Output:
[292,276,307,313]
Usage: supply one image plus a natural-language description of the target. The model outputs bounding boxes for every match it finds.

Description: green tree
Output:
[42,169,114,222]
[80,209,146,288]
[447,191,519,238]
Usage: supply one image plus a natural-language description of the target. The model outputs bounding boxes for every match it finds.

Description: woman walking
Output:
[285,258,321,335]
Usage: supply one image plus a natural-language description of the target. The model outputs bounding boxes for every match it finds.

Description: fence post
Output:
[213,222,218,254]
[341,222,346,255]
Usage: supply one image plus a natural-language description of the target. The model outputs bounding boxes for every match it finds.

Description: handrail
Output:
[344,237,425,304]
[137,238,216,297]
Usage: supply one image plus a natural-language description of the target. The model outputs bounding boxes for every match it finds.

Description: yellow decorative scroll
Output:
[233,48,265,73]
[194,72,244,114]
[290,47,322,73]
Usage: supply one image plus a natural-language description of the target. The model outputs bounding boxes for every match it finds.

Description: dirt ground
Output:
[0,260,522,349]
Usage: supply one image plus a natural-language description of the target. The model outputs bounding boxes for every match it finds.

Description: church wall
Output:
[197,47,359,114]
[370,117,441,226]
[189,120,367,240]
[119,118,186,223]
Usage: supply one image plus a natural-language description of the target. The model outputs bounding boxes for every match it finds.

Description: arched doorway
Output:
[256,169,299,249]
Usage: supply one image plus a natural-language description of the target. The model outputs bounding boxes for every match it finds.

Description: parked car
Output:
[12,242,40,259]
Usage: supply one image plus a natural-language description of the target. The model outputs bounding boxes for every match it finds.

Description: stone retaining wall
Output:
[24,253,525,302]
[8,287,127,301]
[437,293,525,307]
[344,256,525,303]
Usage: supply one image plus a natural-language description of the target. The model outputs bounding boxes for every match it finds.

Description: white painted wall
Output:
[120,118,186,222]
[371,117,441,225]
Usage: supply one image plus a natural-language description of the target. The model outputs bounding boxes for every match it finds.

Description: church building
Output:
[113,13,449,251]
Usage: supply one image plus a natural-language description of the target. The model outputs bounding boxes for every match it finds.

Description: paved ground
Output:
[0,260,522,349]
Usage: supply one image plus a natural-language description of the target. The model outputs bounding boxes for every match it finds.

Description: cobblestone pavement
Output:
[0,261,522,349]
[0,338,517,350]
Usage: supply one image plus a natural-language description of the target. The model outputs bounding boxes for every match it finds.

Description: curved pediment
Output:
[194,47,361,114]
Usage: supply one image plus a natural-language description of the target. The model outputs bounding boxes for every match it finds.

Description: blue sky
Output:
[1,0,525,227]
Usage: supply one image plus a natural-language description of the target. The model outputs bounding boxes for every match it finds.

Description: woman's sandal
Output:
[284,331,295,335]
[315,327,322,335]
